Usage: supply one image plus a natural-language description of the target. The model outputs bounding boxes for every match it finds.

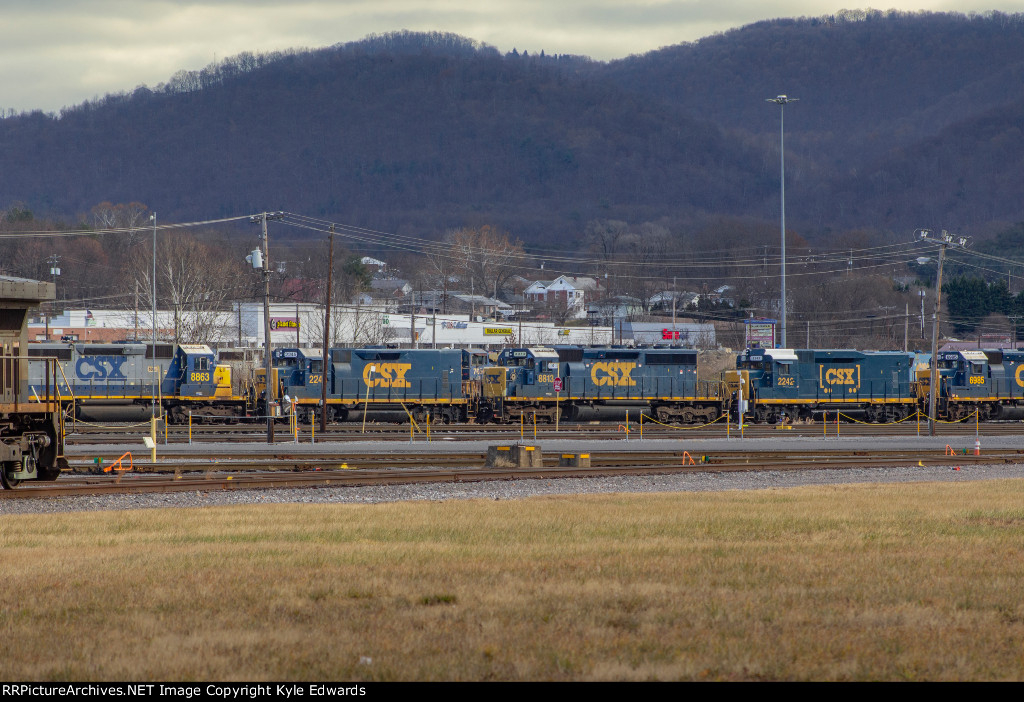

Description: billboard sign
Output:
[744,319,777,349]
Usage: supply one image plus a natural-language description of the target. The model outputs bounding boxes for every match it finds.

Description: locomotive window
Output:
[971,363,984,374]
[777,363,792,375]
[196,357,209,371]
[309,360,323,373]
[738,360,763,370]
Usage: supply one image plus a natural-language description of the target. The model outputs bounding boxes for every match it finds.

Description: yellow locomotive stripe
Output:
[754,398,914,404]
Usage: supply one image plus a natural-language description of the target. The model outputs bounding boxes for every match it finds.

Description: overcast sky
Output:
[4,1,1023,113]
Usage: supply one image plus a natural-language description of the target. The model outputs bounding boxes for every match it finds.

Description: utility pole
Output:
[320,224,334,434]
[47,255,60,340]
[766,94,798,347]
[904,303,909,352]
[672,276,677,332]
[150,213,157,418]
[250,211,285,443]
[917,228,969,436]
[410,290,416,349]
[919,289,926,339]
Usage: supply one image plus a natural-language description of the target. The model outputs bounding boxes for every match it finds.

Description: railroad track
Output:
[6,447,1022,499]
[62,418,1018,444]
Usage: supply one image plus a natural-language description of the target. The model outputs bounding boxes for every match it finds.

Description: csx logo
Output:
[590,361,637,386]
[1016,366,1024,388]
[75,356,128,380]
[819,365,860,392]
[363,363,412,388]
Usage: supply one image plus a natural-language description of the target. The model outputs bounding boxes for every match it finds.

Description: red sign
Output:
[553,378,563,392]
[662,329,684,340]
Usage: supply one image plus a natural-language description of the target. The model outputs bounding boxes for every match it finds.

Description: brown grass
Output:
[3,480,1024,681]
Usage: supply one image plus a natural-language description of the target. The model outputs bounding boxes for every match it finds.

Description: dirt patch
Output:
[699,349,737,381]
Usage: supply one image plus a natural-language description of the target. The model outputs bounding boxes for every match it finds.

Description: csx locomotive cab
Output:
[162,344,240,424]
[731,348,917,423]
[937,349,1024,420]
[479,347,561,423]
[274,348,325,401]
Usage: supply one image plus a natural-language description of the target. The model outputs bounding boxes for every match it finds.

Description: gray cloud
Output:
[2,1,1022,113]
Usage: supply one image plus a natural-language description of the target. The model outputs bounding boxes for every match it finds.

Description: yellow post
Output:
[640,412,643,440]
[533,411,537,441]
[837,410,840,436]
[520,411,524,441]
[292,399,298,444]
[311,414,315,444]
[426,411,430,442]
[726,413,729,439]
[823,410,826,438]
[163,415,167,444]
[917,409,920,436]
[150,415,157,463]
[189,411,192,445]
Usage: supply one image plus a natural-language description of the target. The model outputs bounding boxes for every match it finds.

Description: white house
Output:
[524,275,602,319]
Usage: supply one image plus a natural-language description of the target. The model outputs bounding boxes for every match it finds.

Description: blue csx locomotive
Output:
[271,346,472,424]
[26,341,249,423]
[729,347,1024,423]
[272,345,730,424]
[475,346,728,424]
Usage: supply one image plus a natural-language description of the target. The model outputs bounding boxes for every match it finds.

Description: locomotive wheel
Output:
[680,408,695,424]
[0,462,20,489]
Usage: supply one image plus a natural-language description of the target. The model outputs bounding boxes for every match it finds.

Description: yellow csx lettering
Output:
[1017,365,1024,388]
[824,368,857,385]
[590,361,637,387]
[363,363,412,388]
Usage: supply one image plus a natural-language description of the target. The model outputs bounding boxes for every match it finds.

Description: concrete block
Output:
[558,453,591,468]
[486,444,542,468]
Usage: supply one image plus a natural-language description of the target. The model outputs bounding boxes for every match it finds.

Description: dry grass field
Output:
[2,480,1024,681]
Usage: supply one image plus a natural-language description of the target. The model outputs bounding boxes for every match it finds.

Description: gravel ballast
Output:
[3,461,1022,515]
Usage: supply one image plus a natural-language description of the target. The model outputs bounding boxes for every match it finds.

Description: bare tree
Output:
[127,232,247,343]
[447,225,526,299]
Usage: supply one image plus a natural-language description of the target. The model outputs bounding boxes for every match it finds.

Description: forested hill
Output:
[2,12,1024,247]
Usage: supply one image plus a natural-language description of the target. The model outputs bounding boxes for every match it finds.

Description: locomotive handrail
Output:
[836,410,921,426]
[639,412,728,430]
